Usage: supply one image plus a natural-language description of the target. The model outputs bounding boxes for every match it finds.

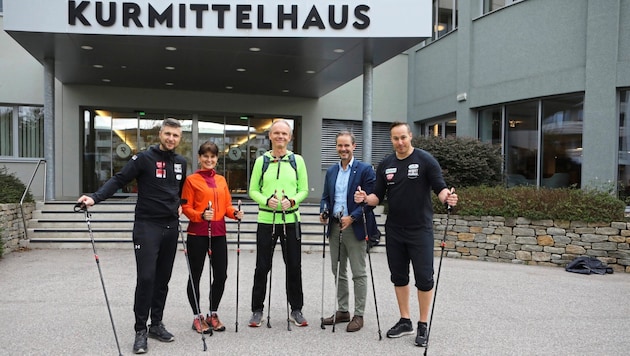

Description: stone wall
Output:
[433,214,630,273]
[0,203,34,255]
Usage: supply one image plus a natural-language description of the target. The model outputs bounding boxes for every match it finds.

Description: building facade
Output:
[409,0,630,198]
[0,0,421,201]
[2,0,630,202]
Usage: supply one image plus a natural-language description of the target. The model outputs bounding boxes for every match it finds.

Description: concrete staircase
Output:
[27,199,386,252]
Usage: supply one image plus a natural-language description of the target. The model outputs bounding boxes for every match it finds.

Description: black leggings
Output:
[186,234,228,314]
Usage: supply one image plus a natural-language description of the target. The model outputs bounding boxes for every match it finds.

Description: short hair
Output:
[336,130,356,144]
[269,119,293,136]
[390,121,410,133]
[198,141,219,156]
[161,118,182,131]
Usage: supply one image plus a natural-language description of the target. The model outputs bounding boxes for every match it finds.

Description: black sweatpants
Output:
[185,234,228,314]
[251,222,303,312]
[132,219,179,332]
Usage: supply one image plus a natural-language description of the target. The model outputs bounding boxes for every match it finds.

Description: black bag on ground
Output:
[565,256,613,275]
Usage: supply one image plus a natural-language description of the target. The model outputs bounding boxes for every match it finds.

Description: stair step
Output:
[27,200,386,248]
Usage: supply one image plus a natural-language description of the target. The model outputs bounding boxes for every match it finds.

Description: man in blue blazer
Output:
[319,131,380,332]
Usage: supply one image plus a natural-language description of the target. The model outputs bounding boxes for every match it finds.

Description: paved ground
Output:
[0,246,628,356]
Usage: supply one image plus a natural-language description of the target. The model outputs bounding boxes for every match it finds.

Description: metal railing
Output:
[18,159,47,241]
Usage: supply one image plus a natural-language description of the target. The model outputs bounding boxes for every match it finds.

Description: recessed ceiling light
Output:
[225,86,233,90]
[284,69,289,73]
[249,47,261,52]
[236,68,246,72]
[165,46,177,51]
[165,66,175,70]
[81,45,93,50]
[93,64,104,69]
[121,65,127,69]
[333,48,345,53]
[306,70,315,74]
[282,89,290,93]
[102,78,111,82]
[165,82,174,86]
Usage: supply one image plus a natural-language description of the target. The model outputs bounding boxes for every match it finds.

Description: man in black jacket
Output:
[77,118,187,354]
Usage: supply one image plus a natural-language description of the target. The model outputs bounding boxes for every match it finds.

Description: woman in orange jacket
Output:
[182,141,244,333]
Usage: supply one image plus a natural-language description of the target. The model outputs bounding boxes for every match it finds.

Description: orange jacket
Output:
[181,170,237,236]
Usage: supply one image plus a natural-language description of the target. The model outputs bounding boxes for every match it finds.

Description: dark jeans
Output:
[251,222,303,312]
[132,219,179,332]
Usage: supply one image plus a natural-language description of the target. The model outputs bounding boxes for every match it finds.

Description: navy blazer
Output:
[320,159,379,241]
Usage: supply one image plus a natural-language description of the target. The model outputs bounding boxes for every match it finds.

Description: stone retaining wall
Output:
[0,203,33,255]
[433,214,630,273]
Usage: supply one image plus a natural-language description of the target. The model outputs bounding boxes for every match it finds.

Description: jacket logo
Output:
[156,161,166,178]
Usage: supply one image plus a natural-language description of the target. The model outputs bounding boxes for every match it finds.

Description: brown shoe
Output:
[346,315,364,332]
[191,315,211,334]
[322,311,351,325]
[207,313,226,332]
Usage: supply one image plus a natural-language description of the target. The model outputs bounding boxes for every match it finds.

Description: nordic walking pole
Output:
[281,190,292,332]
[177,220,209,350]
[320,203,329,330]
[235,199,242,333]
[207,201,214,332]
[74,203,123,356]
[331,210,343,333]
[424,203,452,355]
[267,190,278,328]
[361,202,382,340]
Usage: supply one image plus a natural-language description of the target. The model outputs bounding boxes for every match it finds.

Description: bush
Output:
[412,136,503,188]
[0,166,33,204]
[432,186,626,222]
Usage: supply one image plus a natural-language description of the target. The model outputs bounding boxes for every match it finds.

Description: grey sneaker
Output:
[415,322,428,347]
[289,310,308,327]
[249,310,263,327]
[386,318,414,338]
[133,329,148,354]
[148,322,174,342]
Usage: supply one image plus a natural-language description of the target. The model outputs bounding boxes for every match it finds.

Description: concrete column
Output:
[43,58,55,200]
[362,51,374,164]
[581,0,620,189]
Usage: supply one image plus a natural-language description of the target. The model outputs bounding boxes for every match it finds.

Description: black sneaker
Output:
[133,329,148,354]
[148,322,175,342]
[249,310,263,327]
[289,310,308,327]
[386,318,414,338]
[415,322,428,347]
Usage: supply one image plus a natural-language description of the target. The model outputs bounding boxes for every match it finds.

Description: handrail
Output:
[18,159,47,242]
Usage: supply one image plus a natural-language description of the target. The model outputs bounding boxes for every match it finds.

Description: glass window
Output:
[0,106,12,156]
[618,90,630,201]
[0,105,43,158]
[505,101,538,186]
[541,95,583,188]
[421,114,457,138]
[478,106,502,145]
[482,0,524,15]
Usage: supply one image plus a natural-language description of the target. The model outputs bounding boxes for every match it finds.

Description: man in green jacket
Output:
[248,120,309,327]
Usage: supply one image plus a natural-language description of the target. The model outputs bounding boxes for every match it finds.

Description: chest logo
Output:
[408,164,419,179]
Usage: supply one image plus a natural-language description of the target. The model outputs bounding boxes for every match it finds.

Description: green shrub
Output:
[412,136,503,188]
[433,186,626,222]
[0,166,33,204]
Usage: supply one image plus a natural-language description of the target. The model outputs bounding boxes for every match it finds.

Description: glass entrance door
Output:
[82,108,297,197]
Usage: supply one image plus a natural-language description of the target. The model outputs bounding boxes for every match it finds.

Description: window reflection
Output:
[618,90,630,201]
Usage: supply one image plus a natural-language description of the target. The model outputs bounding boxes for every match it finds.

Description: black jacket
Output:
[92,144,187,222]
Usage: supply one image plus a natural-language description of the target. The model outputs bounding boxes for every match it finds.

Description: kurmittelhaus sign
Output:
[5,1,431,38]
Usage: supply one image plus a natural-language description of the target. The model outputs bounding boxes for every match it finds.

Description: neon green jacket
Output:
[248,151,309,224]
